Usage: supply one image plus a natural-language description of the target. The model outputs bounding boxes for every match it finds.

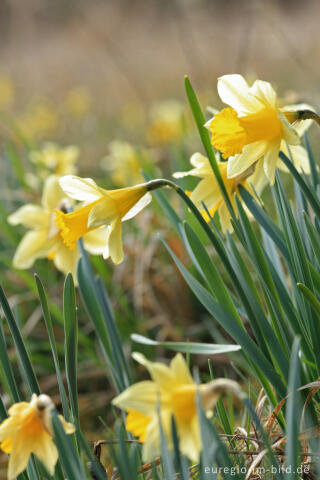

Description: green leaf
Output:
[0,320,20,402]
[131,334,241,354]
[0,284,40,395]
[35,275,70,420]
[63,274,79,437]
[285,337,301,479]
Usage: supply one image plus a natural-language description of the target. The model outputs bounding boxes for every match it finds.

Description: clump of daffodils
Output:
[65,86,91,118]
[113,353,242,462]
[0,394,74,480]
[8,175,108,278]
[206,74,314,185]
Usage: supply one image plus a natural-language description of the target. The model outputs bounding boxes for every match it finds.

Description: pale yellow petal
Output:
[170,354,194,385]
[58,415,76,435]
[13,231,54,269]
[248,159,268,195]
[227,141,267,178]
[8,205,48,229]
[112,381,158,416]
[32,431,58,476]
[142,411,172,462]
[190,178,221,210]
[42,175,66,210]
[132,352,175,392]
[176,415,201,463]
[59,175,103,202]
[83,227,108,255]
[263,140,281,185]
[53,244,80,278]
[107,220,124,264]
[218,201,233,233]
[173,153,212,179]
[217,74,263,114]
[7,437,31,480]
[249,80,277,108]
[278,142,310,174]
[122,192,152,221]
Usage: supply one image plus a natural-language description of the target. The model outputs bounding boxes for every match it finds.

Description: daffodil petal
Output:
[132,352,176,391]
[176,416,201,463]
[112,381,158,415]
[217,74,263,114]
[122,192,152,221]
[278,143,310,174]
[249,80,277,108]
[42,175,66,210]
[59,175,103,202]
[190,177,221,209]
[263,140,281,185]
[7,436,31,480]
[227,141,267,178]
[107,220,124,264]
[53,244,80,279]
[8,205,48,229]
[170,354,194,385]
[247,159,268,195]
[83,227,108,255]
[13,231,55,269]
[32,431,58,476]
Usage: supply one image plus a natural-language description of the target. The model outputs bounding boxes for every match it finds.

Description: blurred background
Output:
[1,0,320,473]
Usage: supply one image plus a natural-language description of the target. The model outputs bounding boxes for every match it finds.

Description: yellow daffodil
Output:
[174,152,260,232]
[56,175,153,264]
[147,100,185,145]
[112,353,241,462]
[0,75,14,109]
[8,175,108,278]
[0,394,74,480]
[30,142,79,176]
[206,74,313,184]
[101,141,143,186]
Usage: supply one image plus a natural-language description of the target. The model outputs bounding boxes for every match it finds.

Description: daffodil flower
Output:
[174,152,260,232]
[56,175,155,264]
[8,175,108,278]
[112,352,241,463]
[29,142,79,176]
[206,74,313,184]
[0,394,74,480]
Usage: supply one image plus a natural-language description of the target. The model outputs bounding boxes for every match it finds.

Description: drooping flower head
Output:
[112,353,241,463]
[30,142,79,176]
[8,175,108,279]
[0,394,74,480]
[56,176,153,264]
[174,152,260,232]
[206,74,313,184]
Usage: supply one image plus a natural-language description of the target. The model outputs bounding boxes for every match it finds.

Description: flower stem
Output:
[296,109,320,127]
